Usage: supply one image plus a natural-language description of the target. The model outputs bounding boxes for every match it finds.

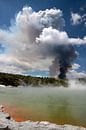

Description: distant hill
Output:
[0,72,68,87]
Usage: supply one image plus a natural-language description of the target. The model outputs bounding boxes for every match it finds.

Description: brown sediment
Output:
[3,104,27,122]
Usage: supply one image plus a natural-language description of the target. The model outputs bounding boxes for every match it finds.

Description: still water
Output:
[0,86,86,126]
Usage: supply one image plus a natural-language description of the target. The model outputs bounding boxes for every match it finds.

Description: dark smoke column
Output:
[58,45,77,79]
[49,45,77,79]
[58,67,67,79]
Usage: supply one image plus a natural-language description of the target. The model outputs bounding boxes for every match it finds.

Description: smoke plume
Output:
[57,45,77,79]
[48,45,77,79]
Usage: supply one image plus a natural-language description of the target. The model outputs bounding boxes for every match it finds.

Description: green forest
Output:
[0,72,68,87]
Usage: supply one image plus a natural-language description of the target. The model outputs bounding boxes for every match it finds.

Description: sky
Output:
[0,0,86,78]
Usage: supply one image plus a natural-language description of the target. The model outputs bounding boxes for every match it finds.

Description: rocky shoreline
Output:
[0,105,86,130]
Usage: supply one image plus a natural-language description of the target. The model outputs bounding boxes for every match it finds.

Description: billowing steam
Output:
[0,6,86,77]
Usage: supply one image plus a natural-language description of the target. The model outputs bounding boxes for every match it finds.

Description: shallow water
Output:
[0,86,86,126]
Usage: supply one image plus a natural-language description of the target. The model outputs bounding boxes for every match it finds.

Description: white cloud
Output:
[36,27,86,45]
[67,70,86,79]
[0,6,86,77]
[72,63,80,70]
[69,36,86,44]
[71,12,86,27]
[36,27,68,45]
[71,12,82,25]
[67,63,86,79]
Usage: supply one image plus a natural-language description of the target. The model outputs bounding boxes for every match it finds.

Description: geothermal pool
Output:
[0,85,86,127]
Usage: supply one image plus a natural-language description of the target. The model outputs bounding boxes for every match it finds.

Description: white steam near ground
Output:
[0,6,86,78]
[0,79,86,89]
[67,79,86,89]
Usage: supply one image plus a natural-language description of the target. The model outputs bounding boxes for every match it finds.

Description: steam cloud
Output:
[0,6,86,78]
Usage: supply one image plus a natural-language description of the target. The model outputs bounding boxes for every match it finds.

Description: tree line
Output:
[0,72,68,87]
